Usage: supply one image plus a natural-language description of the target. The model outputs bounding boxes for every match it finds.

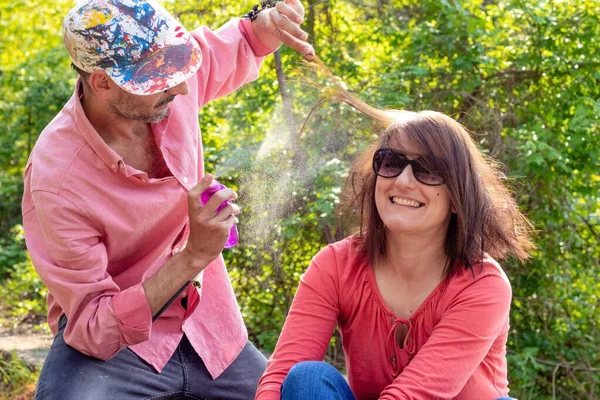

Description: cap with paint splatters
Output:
[62,0,202,95]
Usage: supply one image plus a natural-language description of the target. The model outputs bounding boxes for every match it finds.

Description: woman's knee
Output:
[287,361,340,383]
[282,361,350,399]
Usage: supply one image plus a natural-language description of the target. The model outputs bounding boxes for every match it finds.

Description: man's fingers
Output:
[276,1,304,24]
[270,8,308,41]
[203,188,237,215]
[188,176,238,217]
[274,28,314,58]
[215,202,241,222]
[266,12,314,57]
[188,174,214,213]
[283,0,305,17]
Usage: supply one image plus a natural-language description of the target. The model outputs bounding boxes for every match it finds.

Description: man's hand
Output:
[182,174,240,272]
[252,0,315,59]
[143,175,239,317]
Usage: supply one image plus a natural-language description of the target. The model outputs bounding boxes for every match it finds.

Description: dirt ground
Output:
[0,323,52,368]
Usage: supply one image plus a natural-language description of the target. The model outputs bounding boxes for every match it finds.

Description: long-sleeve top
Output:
[22,18,273,378]
[256,236,514,399]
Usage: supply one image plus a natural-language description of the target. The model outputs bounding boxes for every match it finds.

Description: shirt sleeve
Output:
[379,271,512,400]
[23,190,152,360]
[255,246,340,400]
[190,18,277,109]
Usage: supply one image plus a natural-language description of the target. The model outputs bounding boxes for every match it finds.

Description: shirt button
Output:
[182,176,189,183]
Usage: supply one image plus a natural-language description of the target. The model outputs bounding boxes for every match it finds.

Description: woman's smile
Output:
[390,196,424,208]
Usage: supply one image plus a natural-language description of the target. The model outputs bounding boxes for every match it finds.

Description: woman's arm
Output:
[255,245,341,400]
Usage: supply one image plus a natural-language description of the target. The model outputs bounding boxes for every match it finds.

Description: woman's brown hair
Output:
[346,110,534,277]
[301,57,534,277]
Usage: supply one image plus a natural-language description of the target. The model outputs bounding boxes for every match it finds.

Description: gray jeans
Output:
[35,316,267,399]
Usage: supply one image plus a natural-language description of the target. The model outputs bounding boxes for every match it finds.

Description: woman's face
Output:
[374,145,454,238]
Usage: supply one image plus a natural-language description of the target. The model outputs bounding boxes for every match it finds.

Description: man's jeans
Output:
[280,361,520,400]
[35,316,267,399]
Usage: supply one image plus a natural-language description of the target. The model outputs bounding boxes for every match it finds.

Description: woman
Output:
[255,108,533,399]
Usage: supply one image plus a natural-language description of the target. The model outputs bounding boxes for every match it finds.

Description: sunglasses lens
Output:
[413,158,444,185]
[374,149,445,185]
[414,169,443,185]
[374,149,407,178]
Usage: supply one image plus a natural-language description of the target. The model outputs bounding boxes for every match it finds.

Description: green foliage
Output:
[1,0,598,398]
[1,0,74,237]
[0,351,38,400]
[0,226,26,279]
[0,258,48,328]
[0,228,48,330]
[506,347,552,399]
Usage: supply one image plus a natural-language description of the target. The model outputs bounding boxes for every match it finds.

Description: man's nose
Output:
[165,81,189,96]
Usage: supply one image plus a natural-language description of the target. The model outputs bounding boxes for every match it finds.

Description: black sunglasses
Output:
[372,148,445,186]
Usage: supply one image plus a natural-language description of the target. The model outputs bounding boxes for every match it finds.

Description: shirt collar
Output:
[71,79,124,173]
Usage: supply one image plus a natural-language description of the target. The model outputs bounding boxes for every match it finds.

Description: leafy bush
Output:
[0,226,27,279]
[0,228,48,331]
[0,351,38,400]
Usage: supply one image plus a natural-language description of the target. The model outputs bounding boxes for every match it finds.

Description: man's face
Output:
[108,88,176,123]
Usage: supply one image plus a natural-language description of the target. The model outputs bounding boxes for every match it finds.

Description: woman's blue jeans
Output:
[280,361,519,400]
[280,361,356,400]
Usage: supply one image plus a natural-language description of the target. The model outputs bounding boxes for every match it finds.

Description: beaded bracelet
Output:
[244,0,278,21]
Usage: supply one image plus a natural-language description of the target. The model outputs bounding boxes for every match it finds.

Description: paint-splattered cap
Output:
[62,0,202,95]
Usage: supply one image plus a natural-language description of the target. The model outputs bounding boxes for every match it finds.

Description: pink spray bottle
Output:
[200,180,239,248]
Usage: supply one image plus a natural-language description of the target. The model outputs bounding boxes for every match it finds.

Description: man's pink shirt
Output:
[22,19,272,378]
[256,237,513,399]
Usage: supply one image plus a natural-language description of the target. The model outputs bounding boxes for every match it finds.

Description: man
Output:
[22,0,314,398]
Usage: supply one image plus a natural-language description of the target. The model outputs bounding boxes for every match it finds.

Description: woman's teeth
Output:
[391,197,423,208]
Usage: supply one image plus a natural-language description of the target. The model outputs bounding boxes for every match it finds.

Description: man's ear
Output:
[88,71,119,100]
